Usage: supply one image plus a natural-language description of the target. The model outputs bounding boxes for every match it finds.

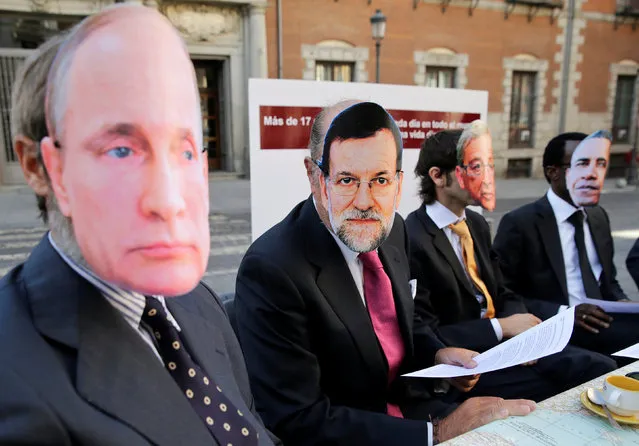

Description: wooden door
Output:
[193,60,223,171]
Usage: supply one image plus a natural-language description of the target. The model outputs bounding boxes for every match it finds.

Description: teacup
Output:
[602,375,639,417]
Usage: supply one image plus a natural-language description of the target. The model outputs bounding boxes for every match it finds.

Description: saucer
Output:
[580,389,639,425]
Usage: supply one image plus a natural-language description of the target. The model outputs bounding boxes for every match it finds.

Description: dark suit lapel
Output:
[535,197,569,299]
[378,243,414,356]
[76,279,216,446]
[415,209,475,297]
[25,235,214,446]
[166,298,228,387]
[302,200,388,382]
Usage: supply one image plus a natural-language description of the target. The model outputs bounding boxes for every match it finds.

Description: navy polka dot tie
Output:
[142,296,259,446]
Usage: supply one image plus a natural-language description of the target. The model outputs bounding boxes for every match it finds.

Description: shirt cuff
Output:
[558,305,569,314]
[490,318,503,341]
[427,421,433,446]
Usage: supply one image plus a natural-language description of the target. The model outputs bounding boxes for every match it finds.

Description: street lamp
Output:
[370,9,386,84]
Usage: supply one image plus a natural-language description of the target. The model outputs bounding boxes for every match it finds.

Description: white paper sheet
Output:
[581,297,639,314]
[613,343,639,359]
[403,307,575,378]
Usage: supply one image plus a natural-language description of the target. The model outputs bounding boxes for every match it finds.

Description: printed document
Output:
[403,307,575,378]
[613,343,639,359]
[581,297,639,314]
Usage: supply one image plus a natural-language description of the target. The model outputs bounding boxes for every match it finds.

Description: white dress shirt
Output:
[546,189,603,308]
[329,231,367,306]
[425,201,503,341]
[48,232,180,363]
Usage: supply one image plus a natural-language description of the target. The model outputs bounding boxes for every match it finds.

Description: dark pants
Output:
[461,344,617,402]
[571,313,639,366]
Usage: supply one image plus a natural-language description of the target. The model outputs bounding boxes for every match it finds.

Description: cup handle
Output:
[608,389,622,405]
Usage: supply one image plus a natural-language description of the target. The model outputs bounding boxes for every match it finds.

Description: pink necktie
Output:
[359,251,406,418]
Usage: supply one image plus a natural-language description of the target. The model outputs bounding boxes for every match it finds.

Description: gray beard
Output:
[335,223,387,253]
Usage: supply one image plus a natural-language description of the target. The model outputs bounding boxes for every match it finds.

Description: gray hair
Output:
[45,3,201,148]
[456,119,490,165]
[10,32,67,223]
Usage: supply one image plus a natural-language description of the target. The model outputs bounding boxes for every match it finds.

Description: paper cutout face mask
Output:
[455,120,496,211]
[566,130,611,207]
[318,101,404,253]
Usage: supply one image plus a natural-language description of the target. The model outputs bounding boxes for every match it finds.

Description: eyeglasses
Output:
[324,171,402,197]
[461,162,495,177]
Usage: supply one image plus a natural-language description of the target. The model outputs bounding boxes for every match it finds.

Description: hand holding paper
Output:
[404,307,575,378]
[434,348,481,392]
[581,297,639,314]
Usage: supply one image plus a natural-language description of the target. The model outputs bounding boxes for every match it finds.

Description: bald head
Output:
[45,5,200,147]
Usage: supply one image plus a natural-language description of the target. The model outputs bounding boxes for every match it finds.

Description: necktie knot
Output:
[448,220,471,239]
[359,250,384,270]
[141,296,174,337]
[568,210,585,227]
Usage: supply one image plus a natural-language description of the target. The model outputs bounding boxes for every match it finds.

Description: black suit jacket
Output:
[406,207,527,352]
[493,196,627,320]
[626,238,639,291]
[234,198,447,446]
[0,235,278,446]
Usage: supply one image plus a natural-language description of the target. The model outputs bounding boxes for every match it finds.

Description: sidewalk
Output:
[2,176,635,229]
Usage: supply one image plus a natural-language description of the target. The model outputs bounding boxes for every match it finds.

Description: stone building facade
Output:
[265,0,639,178]
[0,0,267,185]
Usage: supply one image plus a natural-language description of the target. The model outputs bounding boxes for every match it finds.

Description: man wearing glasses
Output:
[234,102,536,446]
[405,128,615,403]
[454,121,496,212]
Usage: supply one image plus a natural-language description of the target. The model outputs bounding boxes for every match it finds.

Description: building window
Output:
[506,158,532,179]
[302,42,369,82]
[509,71,536,148]
[612,75,636,143]
[425,67,456,88]
[414,49,468,89]
[315,61,354,82]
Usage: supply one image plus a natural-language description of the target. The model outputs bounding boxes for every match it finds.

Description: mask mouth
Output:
[576,184,600,191]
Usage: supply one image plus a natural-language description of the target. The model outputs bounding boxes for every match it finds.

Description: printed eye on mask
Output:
[566,130,612,207]
[454,120,496,212]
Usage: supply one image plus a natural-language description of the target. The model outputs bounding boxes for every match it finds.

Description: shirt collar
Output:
[546,188,585,224]
[47,232,180,332]
[425,200,466,230]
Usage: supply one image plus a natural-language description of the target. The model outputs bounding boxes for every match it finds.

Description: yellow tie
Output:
[448,220,495,319]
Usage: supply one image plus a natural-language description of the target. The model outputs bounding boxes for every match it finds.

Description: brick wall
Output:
[265,0,639,178]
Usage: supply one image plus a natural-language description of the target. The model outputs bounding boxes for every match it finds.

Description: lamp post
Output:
[370,9,386,84]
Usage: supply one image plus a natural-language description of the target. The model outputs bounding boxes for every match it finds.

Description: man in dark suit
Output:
[406,127,616,402]
[0,6,277,445]
[626,238,639,291]
[235,102,535,446]
[493,132,639,357]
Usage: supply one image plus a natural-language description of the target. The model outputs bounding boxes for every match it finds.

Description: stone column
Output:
[248,3,268,78]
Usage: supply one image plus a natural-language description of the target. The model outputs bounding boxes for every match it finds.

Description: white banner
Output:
[248,79,488,240]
